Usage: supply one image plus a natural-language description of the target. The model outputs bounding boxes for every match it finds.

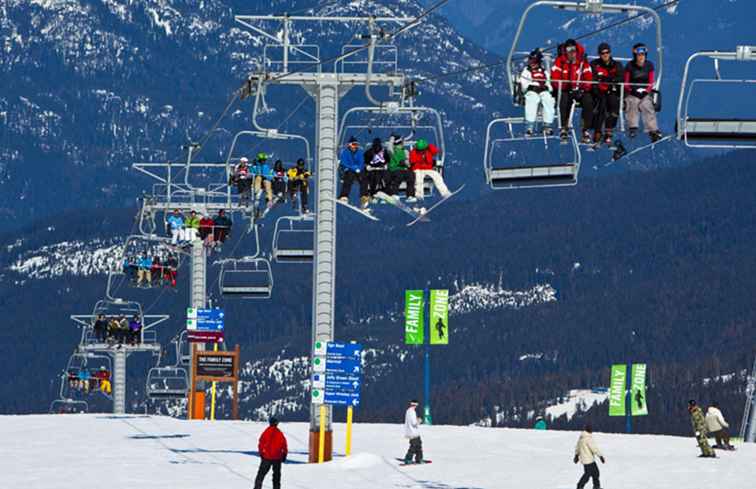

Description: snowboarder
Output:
[533,416,547,430]
[137,253,152,287]
[551,39,595,144]
[409,138,450,200]
[167,209,185,245]
[624,43,663,142]
[435,317,446,340]
[404,399,425,464]
[287,158,310,213]
[252,152,275,210]
[573,423,605,489]
[271,159,288,202]
[590,42,623,145]
[520,49,555,136]
[338,136,369,209]
[254,417,288,489]
[231,157,253,206]
[705,402,735,450]
[688,400,716,457]
[386,135,417,201]
[185,210,200,241]
[364,137,391,201]
[93,314,108,343]
[212,210,232,246]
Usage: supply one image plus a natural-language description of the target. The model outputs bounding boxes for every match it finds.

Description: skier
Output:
[95,366,111,395]
[338,136,369,209]
[573,423,605,489]
[137,253,152,287]
[254,417,288,489]
[386,135,417,201]
[128,315,142,345]
[705,402,735,450]
[403,399,425,464]
[435,317,446,340]
[551,39,595,144]
[163,253,178,287]
[252,152,275,210]
[167,209,185,245]
[624,43,663,142]
[231,157,253,206]
[364,137,391,201]
[212,210,232,246]
[520,49,555,136]
[409,138,450,200]
[590,42,624,145]
[287,158,311,213]
[688,400,716,457]
[185,210,200,242]
[93,314,108,343]
[534,416,547,430]
[271,159,288,202]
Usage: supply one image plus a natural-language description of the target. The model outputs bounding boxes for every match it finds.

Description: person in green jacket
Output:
[386,135,417,202]
[185,210,201,241]
[534,416,547,430]
[688,400,715,457]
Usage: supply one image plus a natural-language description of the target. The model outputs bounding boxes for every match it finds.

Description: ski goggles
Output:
[634,46,648,55]
[600,49,611,55]
[565,45,577,53]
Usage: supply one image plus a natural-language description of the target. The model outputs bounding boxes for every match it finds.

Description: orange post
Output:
[191,391,206,420]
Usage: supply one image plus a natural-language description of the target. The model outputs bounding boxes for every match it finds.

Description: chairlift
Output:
[506,1,664,106]
[219,258,274,299]
[92,298,144,323]
[676,46,756,149]
[338,105,446,196]
[116,235,183,290]
[49,398,88,414]
[484,117,581,189]
[272,215,314,263]
[146,367,189,400]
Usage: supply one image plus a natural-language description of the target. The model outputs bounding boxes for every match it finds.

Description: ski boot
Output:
[649,130,663,143]
[406,196,418,203]
[628,127,638,138]
[525,126,534,137]
[559,128,569,144]
[603,129,614,146]
[581,129,592,145]
[543,126,554,137]
[612,141,627,161]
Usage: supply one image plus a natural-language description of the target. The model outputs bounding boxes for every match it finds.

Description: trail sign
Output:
[630,363,648,416]
[429,289,449,345]
[311,341,363,407]
[608,364,627,417]
[405,290,424,345]
[187,307,224,343]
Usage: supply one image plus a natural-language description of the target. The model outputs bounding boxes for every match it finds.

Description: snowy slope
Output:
[2,414,754,489]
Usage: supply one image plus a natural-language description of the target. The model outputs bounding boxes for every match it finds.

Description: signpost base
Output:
[191,391,206,420]
[308,430,332,463]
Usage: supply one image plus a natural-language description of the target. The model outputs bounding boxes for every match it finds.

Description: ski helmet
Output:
[598,43,611,55]
[528,49,543,64]
[632,43,648,57]
[415,138,429,151]
[256,152,268,161]
[296,158,305,168]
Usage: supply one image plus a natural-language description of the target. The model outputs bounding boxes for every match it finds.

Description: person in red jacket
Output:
[409,138,450,200]
[590,42,624,145]
[551,39,595,144]
[254,417,288,489]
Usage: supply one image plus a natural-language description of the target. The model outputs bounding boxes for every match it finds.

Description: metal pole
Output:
[113,349,127,415]
[309,74,339,462]
[625,361,632,434]
[189,240,207,419]
[423,289,432,425]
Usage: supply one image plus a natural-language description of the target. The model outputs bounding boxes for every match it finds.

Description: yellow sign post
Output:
[210,343,219,420]
[318,405,327,463]
[345,405,354,456]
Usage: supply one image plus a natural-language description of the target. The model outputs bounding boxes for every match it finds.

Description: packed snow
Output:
[2,415,753,489]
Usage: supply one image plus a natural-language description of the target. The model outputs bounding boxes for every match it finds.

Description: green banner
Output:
[429,289,449,345]
[404,290,424,345]
[630,363,648,416]
[608,364,627,417]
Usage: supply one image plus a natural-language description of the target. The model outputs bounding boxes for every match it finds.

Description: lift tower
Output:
[235,13,415,462]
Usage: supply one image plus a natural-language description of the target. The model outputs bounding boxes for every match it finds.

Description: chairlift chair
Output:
[219,258,274,299]
[676,46,756,149]
[49,398,88,414]
[146,367,189,400]
[272,215,314,264]
[484,117,581,189]
[338,105,446,196]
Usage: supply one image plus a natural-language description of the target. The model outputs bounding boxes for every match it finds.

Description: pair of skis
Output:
[335,185,465,226]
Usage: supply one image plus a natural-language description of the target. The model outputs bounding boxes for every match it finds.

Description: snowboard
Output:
[374,191,430,222]
[395,458,433,466]
[603,134,673,167]
[407,184,465,227]
[334,197,380,222]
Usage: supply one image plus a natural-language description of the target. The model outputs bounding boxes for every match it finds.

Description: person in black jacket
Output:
[364,137,391,201]
[624,43,663,142]
[590,43,624,145]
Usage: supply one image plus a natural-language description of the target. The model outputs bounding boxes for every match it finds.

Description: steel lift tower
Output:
[235,13,416,462]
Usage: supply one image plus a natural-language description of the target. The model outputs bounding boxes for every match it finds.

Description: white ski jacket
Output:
[404,406,421,439]
[574,431,603,465]
[519,65,553,93]
[705,407,729,432]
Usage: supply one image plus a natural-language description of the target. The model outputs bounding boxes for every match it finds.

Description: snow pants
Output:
[338,169,368,203]
[288,180,309,212]
[711,429,731,448]
[253,459,282,489]
[524,90,555,127]
[272,178,286,198]
[137,269,151,285]
[366,169,387,196]
[625,94,658,132]
[558,90,595,130]
[404,436,423,463]
[577,462,600,489]
[254,176,273,202]
[413,169,450,199]
[696,431,715,456]
[593,91,621,131]
[387,170,415,197]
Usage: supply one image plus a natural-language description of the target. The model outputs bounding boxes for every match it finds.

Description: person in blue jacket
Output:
[338,136,369,209]
[534,416,547,430]
[252,152,275,210]
[137,253,153,287]
[167,209,185,245]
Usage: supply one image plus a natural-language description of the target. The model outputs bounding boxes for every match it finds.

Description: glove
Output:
[635,88,648,98]
[573,455,579,464]
[600,456,606,464]
[282,454,287,463]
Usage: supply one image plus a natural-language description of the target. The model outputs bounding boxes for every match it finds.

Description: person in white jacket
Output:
[520,49,556,136]
[403,399,424,464]
[705,402,734,450]
[573,424,605,489]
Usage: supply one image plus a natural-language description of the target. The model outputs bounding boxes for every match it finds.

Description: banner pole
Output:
[318,405,326,463]
[423,289,432,425]
[626,361,632,434]
[346,405,353,456]
[210,342,218,421]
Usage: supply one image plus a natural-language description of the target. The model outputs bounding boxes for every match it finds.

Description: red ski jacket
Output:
[409,144,439,171]
[551,42,593,92]
[258,426,288,461]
